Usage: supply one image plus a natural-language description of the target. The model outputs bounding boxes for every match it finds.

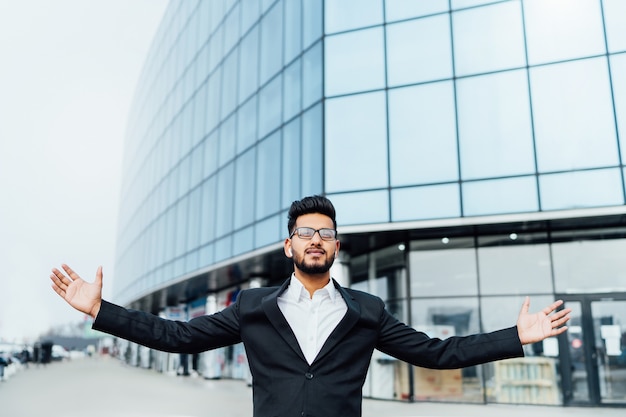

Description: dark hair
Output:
[287,195,337,235]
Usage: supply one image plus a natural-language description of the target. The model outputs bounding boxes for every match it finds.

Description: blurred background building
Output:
[111,0,626,408]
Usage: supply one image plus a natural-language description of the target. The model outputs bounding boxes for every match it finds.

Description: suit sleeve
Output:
[376,308,524,369]
[92,300,242,354]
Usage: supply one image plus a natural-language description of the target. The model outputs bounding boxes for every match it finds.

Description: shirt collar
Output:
[286,274,340,302]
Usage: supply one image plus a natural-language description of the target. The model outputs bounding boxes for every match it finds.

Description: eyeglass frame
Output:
[289,227,338,241]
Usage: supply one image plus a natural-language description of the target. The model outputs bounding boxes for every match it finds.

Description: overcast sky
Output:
[0,0,168,343]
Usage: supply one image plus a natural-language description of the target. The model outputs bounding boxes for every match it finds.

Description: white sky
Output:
[0,0,168,343]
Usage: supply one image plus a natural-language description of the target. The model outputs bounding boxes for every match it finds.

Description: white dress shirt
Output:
[277,274,348,364]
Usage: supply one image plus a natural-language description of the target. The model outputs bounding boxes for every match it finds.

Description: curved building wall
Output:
[116,0,626,305]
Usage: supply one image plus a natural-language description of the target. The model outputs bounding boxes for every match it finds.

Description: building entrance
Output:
[558,295,626,406]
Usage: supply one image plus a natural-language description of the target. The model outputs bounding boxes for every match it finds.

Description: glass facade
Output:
[115,0,626,408]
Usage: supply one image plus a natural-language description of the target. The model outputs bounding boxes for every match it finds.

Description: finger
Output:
[550,308,571,321]
[551,326,568,336]
[50,282,66,298]
[542,299,564,315]
[62,264,82,281]
[51,268,72,286]
[50,273,68,291]
[551,315,570,328]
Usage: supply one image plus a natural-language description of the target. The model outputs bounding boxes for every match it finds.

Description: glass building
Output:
[114,0,626,408]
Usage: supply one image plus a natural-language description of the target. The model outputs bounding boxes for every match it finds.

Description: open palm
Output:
[517,297,571,345]
[50,264,103,318]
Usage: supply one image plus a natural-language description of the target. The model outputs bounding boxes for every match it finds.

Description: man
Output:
[51,195,570,417]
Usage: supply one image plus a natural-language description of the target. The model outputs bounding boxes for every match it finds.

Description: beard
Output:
[293,251,336,275]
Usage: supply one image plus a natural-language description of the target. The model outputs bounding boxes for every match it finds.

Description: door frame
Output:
[557,293,626,406]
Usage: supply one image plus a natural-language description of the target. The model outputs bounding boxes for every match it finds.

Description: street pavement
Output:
[0,356,623,417]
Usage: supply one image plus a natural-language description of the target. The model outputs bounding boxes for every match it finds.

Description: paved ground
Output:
[0,357,624,417]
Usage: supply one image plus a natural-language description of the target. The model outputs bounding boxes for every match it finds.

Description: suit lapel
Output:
[261,279,307,362]
[312,280,361,364]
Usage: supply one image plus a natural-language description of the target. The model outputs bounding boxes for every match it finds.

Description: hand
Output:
[517,297,571,345]
[50,264,103,318]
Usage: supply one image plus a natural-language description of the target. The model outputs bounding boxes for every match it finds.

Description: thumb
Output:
[519,296,530,315]
[95,265,104,288]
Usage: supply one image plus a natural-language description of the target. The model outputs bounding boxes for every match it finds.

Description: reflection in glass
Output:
[531,58,618,172]
[524,0,605,65]
[386,15,452,86]
[325,0,382,34]
[388,82,457,186]
[457,70,534,179]
[539,168,623,211]
[409,245,478,297]
[391,184,460,221]
[591,300,626,403]
[452,1,525,76]
[329,190,389,226]
[478,243,552,295]
[325,92,388,193]
[552,239,626,293]
[385,0,449,22]
[462,176,538,216]
[324,27,385,97]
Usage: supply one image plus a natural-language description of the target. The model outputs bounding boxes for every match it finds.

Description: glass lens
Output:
[319,228,336,240]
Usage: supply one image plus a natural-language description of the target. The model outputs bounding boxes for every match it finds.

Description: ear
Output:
[284,238,293,258]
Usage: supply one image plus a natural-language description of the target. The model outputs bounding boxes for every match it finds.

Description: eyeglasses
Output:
[289,227,337,241]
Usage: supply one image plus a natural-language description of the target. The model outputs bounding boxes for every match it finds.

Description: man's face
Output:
[287,213,339,275]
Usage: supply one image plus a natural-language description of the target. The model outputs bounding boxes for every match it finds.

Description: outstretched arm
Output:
[50,264,103,318]
[517,297,571,345]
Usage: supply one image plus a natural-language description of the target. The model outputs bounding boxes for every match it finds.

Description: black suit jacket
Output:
[93,278,524,417]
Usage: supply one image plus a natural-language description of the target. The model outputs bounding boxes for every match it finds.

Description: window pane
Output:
[410,246,478,296]
[215,163,235,237]
[329,190,389,226]
[531,58,618,171]
[325,92,388,192]
[234,148,256,228]
[524,0,605,65]
[240,0,260,36]
[282,117,301,208]
[238,25,259,104]
[391,184,460,221]
[453,1,525,76]
[386,15,452,87]
[463,176,538,216]
[325,27,385,97]
[258,74,282,139]
[325,0,383,34]
[260,3,283,85]
[385,0,449,22]
[284,0,302,64]
[302,41,322,108]
[255,213,282,248]
[539,169,624,211]
[478,243,553,295]
[237,96,258,153]
[220,51,239,119]
[283,58,301,122]
[302,0,322,49]
[612,54,626,161]
[301,103,323,196]
[411,297,480,335]
[603,0,626,53]
[389,82,457,186]
[553,239,626,293]
[218,114,237,166]
[457,70,534,179]
[256,131,282,219]
[233,226,254,256]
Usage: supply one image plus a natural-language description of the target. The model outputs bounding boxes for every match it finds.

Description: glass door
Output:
[559,295,626,405]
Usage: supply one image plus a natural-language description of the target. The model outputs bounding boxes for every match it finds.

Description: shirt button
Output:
[305,372,314,379]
